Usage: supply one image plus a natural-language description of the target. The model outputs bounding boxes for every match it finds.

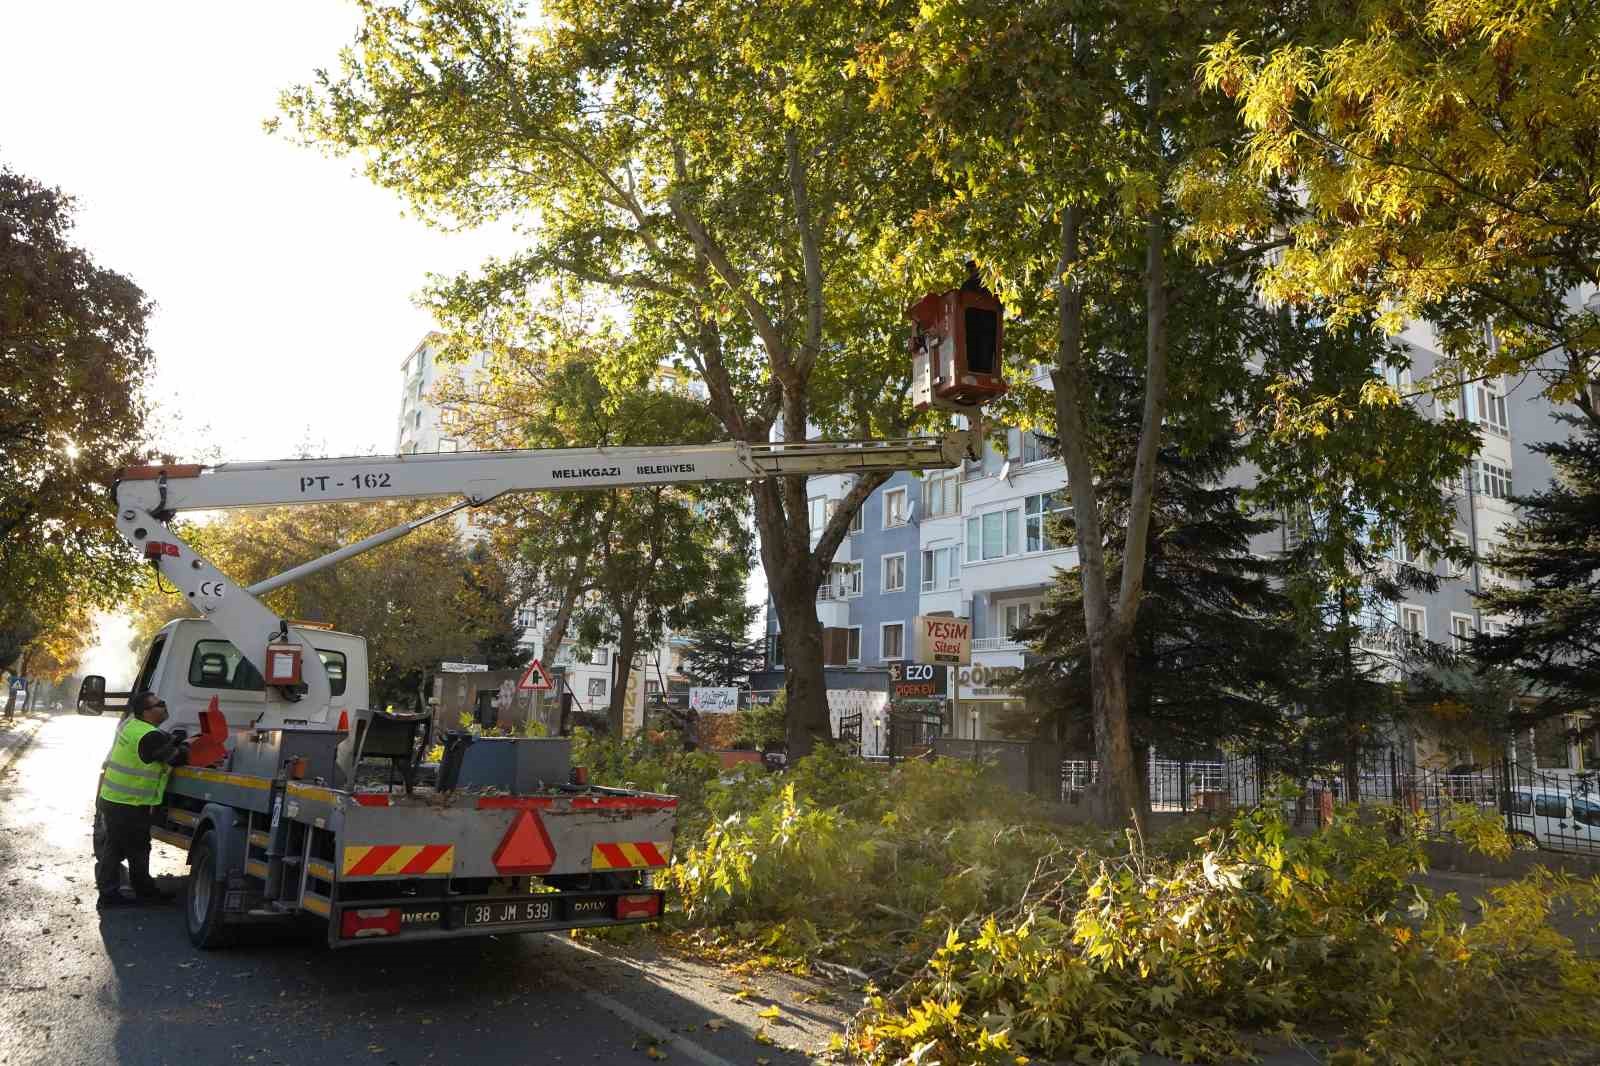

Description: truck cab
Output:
[129,619,370,738]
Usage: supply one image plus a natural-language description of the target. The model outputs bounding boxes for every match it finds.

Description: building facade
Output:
[765,332,1599,773]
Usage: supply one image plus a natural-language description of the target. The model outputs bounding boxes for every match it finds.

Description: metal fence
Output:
[1057,750,1600,855]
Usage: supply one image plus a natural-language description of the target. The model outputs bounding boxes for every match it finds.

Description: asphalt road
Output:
[0,714,846,1066]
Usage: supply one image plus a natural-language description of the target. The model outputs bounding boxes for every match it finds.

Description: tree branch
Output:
[785,124,825,379]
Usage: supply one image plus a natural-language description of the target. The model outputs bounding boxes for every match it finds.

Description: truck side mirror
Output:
[78,675,107,715]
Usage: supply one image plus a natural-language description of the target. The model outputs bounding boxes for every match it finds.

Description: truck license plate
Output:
[465,899,555,927]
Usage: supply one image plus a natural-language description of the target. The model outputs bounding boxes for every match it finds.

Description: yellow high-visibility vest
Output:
[99,717,170,807]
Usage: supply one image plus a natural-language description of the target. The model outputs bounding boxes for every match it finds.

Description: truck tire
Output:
[186,832,233,949]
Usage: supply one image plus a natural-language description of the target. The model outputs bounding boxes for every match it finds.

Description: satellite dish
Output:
[999,459,1013,484]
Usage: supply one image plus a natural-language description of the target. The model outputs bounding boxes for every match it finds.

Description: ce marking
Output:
[198,581,227,599]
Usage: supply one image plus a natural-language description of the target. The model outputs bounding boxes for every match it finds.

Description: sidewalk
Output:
[0,705,54,777]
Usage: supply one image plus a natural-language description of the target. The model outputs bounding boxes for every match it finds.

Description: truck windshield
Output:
[188,639,346,697]
[1574,798,1600,829]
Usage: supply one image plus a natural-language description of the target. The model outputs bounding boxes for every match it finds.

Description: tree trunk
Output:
[1087,631,1143,830]
[536,564,590,735]
[609,612,640,737]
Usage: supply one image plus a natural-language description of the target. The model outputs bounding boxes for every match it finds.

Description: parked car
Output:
[1507,787,1600,853]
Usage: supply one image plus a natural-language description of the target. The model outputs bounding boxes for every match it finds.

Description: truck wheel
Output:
[1510,830,1540,851]
[186,833,233,949]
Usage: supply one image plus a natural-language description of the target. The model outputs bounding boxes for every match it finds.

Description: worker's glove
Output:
[166,740,191,768]
[168,728,188,744]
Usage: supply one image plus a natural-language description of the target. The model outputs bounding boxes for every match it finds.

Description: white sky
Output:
[1,1,520,463]
[3,3,526,682]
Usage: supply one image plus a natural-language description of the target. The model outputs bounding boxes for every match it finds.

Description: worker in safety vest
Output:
[96,692,188,908]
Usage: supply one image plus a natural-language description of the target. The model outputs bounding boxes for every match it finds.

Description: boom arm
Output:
[113,430,979,731]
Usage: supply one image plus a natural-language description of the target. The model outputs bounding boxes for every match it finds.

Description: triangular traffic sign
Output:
[492,809,556,874]
[517,658,554,691]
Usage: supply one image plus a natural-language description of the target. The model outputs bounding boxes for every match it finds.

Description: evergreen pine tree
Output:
[1011,424,1298,763]
[1473,414,1600,742]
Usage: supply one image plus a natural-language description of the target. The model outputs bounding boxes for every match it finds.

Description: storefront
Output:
[952,662,1028,741]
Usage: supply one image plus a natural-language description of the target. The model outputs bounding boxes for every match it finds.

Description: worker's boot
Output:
[96,889,135,909]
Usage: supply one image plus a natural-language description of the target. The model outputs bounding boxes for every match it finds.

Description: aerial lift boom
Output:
[113,430,982,732]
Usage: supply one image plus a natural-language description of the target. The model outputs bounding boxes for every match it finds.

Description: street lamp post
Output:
[969,707,980,762]
[873,712,883,760]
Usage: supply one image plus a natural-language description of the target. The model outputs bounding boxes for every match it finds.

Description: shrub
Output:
[852,797,1600,1065]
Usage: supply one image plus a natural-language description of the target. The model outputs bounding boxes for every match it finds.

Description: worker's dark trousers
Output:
[94,799,158,896]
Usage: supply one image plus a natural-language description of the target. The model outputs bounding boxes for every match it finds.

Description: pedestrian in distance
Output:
[95,691,189,909]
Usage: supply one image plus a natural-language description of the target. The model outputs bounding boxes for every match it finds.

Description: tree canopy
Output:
[1203,0,1600,405]
[278,0,950,753]
[0,164,155,658]
[433,322,752,732]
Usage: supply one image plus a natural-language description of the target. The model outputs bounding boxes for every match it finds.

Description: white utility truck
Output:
[83,427,990,949]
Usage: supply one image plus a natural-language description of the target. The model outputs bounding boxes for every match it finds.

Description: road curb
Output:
[0,711,51,778]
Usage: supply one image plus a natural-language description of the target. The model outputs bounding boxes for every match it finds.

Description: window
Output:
[1390,525,1416,566]
[846,626,862,663]
[1021,430,1057,464]
[1510,792,1534,816]
[1025,493,1065,552]
[1400,605,1426,641]
[1473,460,1513,500]
[1002,603,1033,640]
[589,647,608,666]
[187,639,347,697]
[965,508,1021,562]
[133,635,166,696]
[921,545,959,591]
[848,503,864,534]
[883,487,909,527]
[1534,717,1572,768]
[515,607,538,630]
[587,678,607,698]
[831,561,863,598]
[1466,383,1510,436]
[880,622,905,661]
[1450,614,1474,653]
[1574,798,1600,829]
[1284,507,1313,550]
[882,553,906,593]
[1380,362,1412,393]
[768,634,784,667]
[922,471,960,518]
[1482,618,1509,639]
[1535,794,1567,819]
[645,680,661,696]
[807,495,827,533]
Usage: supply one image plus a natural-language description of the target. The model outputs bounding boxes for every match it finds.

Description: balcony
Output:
[971,636,1024,652]
[815,583,852,628]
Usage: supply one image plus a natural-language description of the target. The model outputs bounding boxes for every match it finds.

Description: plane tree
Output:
[277,0,951,754]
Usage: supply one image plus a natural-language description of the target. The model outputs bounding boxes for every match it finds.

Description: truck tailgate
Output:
[284,784,676,882]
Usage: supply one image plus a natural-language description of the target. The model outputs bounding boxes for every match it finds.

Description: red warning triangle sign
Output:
[493,809,556,874]
[517,658,554,691]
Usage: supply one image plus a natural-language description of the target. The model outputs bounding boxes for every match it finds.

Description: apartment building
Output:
[763,333,1598,772]
[759,416,1071,744]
